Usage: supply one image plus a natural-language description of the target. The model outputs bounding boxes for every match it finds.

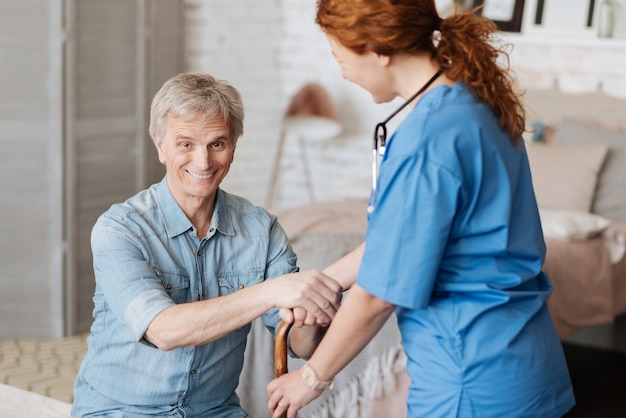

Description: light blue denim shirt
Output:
[72,178,297,417]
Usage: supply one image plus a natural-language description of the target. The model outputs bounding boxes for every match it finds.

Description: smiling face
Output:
[327,35,395,104]
[154,114,235,214]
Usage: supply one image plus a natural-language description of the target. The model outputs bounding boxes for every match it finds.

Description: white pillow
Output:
[526,142,608,212]
[539,208,610,241]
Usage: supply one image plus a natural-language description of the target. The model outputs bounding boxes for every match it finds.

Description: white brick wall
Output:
[183,0,404,210]
[183,0,283,207]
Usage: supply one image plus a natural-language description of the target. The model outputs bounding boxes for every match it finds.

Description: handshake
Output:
[269,269,344,328]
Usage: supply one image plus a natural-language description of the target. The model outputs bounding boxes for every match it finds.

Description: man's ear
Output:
[152,134,166,165]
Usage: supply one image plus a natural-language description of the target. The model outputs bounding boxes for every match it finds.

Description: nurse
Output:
[267,1,576,417]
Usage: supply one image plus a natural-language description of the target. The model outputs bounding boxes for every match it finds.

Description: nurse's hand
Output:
[267,369,323,418]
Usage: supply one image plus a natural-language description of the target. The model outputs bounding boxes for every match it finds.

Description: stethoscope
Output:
[367,69,444,215]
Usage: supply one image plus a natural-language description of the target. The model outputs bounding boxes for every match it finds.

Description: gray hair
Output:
[149,73,245,144]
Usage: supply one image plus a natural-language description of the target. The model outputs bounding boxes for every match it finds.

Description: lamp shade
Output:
[283,115,342,142]
[266,82,343,208]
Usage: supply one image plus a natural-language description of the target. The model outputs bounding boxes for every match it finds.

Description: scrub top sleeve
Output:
[358,153,461,310]
[91,215,175,341]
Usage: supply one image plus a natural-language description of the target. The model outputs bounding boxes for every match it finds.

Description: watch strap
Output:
[301,362,334,390]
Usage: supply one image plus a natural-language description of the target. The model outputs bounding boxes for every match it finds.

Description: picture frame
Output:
[473,0,526,32]
[521,0,598,37]
[435,0,475,17]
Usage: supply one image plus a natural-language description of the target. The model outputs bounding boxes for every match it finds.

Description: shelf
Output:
[502,32,626,49]
[496,33,626,98]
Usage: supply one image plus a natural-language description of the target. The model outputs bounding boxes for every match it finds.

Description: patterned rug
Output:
[0,333,88,404]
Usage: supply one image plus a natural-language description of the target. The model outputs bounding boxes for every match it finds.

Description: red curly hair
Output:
[315,0,526,142]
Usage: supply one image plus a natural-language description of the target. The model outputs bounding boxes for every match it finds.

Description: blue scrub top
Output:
[358,83,575,417]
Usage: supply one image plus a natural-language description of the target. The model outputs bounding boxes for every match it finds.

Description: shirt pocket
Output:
[217,268,265,296]
[153,267,191,304]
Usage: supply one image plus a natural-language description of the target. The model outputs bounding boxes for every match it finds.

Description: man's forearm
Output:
[145,270,342,351]
[289,324,327,360]
[146,282,275,351]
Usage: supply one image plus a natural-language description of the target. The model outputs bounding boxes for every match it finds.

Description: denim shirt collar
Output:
[155,177,235,238]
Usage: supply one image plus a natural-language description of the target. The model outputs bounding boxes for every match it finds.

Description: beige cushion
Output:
[526,142,608,212]
[557,118,626,221]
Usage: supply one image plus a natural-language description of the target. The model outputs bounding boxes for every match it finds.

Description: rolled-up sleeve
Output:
[91,215,175,341]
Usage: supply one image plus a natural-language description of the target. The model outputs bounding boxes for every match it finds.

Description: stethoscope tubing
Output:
[367,69,443,214]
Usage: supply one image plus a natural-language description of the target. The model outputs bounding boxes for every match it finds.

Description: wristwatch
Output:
[301,362,334,390]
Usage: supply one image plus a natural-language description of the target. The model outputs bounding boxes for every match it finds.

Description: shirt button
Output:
[166,284,172,290]
[209,228,215,233]
[197,251,201,256]
[239,284,245,289]
[190,369,196,375]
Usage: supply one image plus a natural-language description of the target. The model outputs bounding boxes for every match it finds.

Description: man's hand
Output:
[278,306,319,328]
[272,270,342,327]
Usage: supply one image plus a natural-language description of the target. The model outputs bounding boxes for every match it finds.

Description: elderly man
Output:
[71,73,343,417]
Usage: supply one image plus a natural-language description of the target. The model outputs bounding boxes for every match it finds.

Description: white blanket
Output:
[0,383,71,417]
[539,208,625,263]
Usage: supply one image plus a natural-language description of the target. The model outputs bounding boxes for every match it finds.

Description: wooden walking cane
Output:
[274,320,293,418]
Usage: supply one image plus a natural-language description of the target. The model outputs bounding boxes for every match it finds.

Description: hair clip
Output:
[432,29,442,48]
